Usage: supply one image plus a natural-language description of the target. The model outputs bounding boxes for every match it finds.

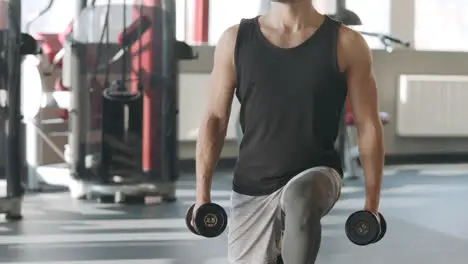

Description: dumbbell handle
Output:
[185,204,199,235]
[371,211,383,224]
[191,202,218,227]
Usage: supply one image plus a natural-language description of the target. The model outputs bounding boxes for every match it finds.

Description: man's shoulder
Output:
[215,24,239,47]
[223,17,259,41]
[336,24,372,71]
[337,24,367,51]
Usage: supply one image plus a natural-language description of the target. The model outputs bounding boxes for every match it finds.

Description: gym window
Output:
[414,0,468,51]
[345,0,391,50]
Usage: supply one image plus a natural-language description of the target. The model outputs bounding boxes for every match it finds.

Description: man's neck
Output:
[267,1,321,31]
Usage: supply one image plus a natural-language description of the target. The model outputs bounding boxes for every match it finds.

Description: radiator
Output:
[397,74,468,137]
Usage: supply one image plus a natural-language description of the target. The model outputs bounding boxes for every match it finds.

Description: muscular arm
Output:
[195,26,238,203]
[340,27,384,212]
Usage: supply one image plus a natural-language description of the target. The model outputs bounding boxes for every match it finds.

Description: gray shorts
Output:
[227,166,342,264]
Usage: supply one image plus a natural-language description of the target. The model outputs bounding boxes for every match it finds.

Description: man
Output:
[195,0,384,263]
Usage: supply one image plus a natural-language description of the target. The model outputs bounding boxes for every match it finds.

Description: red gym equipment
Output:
[27,0,195,201]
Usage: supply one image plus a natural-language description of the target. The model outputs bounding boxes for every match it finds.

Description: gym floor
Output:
[1,164,468,264]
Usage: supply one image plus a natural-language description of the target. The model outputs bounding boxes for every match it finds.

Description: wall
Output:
[373,50,468,154]
[177,46,468,159]
[177,70,240,159]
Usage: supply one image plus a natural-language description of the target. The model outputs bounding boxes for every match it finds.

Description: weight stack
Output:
[100,87,143,182]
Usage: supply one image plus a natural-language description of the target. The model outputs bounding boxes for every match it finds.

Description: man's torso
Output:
[233,16,347,196]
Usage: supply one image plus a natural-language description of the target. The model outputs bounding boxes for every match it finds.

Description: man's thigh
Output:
[228,190,283,264]
[280,166,342,217]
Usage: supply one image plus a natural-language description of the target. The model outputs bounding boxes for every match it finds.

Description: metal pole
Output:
[6,0,23,198]
[160,0,178,182]
[336,0,346,15]
[69,0,89,180]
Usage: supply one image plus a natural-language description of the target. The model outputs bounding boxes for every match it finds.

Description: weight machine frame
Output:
[24,0,193,202]
[0,0,24,220]
[67,0,182,200]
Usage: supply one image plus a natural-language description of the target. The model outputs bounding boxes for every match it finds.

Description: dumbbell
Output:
[185,203,228,238]
[345,211,387,246]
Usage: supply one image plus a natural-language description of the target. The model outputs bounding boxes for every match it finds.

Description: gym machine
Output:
[26,0,196,202]
[0,0,40,219]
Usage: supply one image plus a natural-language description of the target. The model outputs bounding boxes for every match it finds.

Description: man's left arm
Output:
[344,30,384,213]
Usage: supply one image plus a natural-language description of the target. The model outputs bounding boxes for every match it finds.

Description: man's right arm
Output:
[195,25,238,204]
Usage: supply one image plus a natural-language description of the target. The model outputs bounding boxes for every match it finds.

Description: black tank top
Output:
[233,16,347,196]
